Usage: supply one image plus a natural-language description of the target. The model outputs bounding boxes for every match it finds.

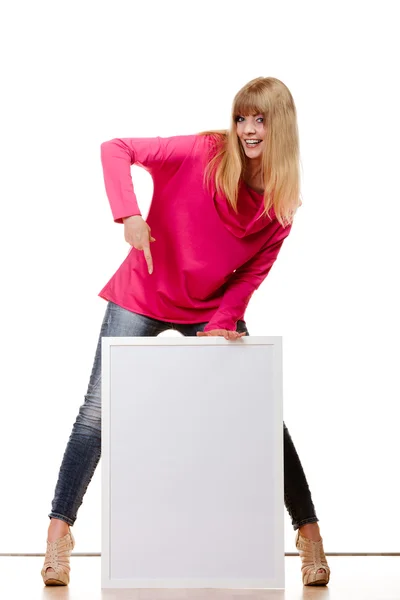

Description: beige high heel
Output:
[295,530,330,586]
[41,530,75,586]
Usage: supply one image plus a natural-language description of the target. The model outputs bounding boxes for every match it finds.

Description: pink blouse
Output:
[98,134,292,331]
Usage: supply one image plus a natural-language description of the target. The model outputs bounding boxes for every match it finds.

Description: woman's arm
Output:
[100,135,198,223]
[203,226,292,332]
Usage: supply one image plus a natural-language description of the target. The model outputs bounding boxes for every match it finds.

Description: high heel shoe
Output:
[41,530,75,586]
[295,530,330,586]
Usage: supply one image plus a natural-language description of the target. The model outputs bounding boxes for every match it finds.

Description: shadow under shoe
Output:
[41,530,75,586]
[295,530,331,586]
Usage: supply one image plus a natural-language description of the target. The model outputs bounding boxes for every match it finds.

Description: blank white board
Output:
[101,336,284,589]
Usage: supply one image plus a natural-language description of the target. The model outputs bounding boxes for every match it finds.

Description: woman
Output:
[42,77,330,587]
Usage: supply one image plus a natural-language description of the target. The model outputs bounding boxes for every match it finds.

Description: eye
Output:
[256,117,264,123]
[235,116,244,123]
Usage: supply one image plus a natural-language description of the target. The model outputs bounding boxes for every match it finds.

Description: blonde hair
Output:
[199,77,302,227]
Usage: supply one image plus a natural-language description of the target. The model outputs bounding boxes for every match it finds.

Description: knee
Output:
[74,388,102,434]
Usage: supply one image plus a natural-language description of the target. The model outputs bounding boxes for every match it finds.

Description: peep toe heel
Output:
[295,530,330,586]
[41,530,75,586]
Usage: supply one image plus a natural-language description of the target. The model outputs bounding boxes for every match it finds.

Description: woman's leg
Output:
[48,302,174,530]
[283,424,319,532]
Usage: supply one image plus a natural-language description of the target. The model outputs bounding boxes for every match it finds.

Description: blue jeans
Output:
[49,301,318,531]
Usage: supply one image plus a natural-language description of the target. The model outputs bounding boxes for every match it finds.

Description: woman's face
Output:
[236,114,265,161]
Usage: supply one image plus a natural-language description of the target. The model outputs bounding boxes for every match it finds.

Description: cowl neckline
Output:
[212,179,275,239]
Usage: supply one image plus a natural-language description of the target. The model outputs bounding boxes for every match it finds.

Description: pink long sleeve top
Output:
[98,134,292,332]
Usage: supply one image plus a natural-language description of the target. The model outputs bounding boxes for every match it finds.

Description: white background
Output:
[0,0,399,554]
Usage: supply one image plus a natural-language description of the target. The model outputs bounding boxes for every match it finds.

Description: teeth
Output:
[245,140,260,145]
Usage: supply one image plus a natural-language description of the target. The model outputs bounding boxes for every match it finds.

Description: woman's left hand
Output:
[197,329,247,341]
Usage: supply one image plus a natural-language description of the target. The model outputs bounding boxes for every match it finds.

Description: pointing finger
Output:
[142,243,153,275]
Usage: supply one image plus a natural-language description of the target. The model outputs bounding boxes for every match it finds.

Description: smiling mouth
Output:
[244,139,262,146]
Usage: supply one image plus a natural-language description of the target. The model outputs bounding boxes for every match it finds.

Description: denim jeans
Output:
[49,301,318,531]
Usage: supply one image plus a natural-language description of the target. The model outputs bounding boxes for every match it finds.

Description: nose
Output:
[244,120,256,134]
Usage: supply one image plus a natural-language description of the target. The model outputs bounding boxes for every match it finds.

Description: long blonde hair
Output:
[199,77,302,227]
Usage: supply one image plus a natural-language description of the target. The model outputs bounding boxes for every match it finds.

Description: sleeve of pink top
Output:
[100,135,197,223]
[203,225,292,332]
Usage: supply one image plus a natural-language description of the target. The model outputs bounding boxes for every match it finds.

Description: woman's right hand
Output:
[123,215,156,274]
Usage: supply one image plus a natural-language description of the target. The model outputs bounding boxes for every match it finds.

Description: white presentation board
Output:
[101,336,284,589]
